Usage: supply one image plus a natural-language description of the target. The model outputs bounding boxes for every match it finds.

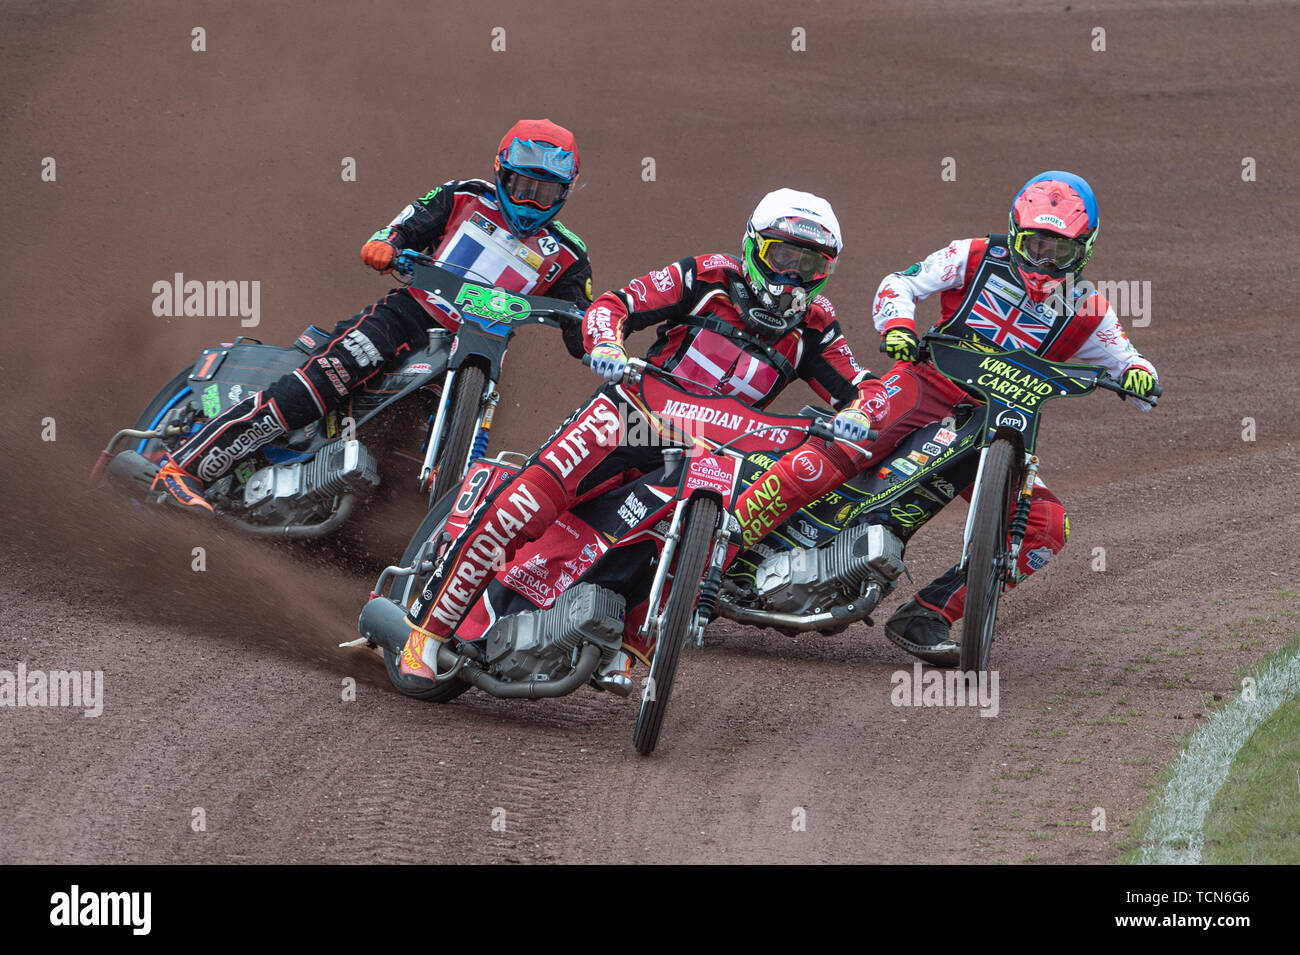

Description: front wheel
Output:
[381,488,472,703]
[633,496,720,756]
[429,364,488,506]
[959,438,1020,673]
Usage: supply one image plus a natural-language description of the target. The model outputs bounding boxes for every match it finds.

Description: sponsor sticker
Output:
[934,427,957,446]
[202,384,221,418]
[790,449,824,484]
[891,457,919,476]
[922,441,943,456]
[907,450,929,466]
[995,408,1028,431]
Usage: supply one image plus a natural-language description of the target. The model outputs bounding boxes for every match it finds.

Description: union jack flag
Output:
[967,289,1051,349]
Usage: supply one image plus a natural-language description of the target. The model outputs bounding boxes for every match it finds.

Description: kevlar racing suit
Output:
[869,234,1159,623]
[400,252,890,676]
[166,179,592,487]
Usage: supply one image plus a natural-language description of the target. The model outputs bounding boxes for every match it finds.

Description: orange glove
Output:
[361,230,398,272]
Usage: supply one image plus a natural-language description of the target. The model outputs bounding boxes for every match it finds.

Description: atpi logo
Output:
[790,449,824,483]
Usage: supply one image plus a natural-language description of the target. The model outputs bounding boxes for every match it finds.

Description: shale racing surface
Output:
[2,0,1296,863]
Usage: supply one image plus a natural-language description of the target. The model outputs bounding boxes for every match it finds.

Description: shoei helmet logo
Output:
[995,408,1028,431]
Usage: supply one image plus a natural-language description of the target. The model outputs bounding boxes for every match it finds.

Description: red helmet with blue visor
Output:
[494,119,580,238]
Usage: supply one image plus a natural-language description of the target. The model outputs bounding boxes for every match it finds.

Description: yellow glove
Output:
[883,327,920,363]
[1122,366,1156,398]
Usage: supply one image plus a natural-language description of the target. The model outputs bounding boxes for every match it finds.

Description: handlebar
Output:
[581,354,876,455]
[391,249,585,326]
[904,331,1161,407]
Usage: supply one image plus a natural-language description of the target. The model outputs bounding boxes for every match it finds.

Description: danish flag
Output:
[967,288,1051,349]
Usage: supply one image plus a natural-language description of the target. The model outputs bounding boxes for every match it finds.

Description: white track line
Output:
[1137,647,1300,864]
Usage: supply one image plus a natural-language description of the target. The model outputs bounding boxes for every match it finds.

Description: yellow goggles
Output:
[756,237,835,283]
[1012,230,1086,270]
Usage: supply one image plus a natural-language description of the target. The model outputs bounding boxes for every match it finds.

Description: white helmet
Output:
[741,189,843,335]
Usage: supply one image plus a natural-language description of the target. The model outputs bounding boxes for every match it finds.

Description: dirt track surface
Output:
[2,0,1297,863]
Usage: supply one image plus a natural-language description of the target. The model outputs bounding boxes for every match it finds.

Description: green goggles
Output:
[1013,230,1087,270]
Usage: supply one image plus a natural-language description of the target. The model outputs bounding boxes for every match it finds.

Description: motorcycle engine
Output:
[240,438,380,523]
[484,583,626,682]
[752,523,906,616]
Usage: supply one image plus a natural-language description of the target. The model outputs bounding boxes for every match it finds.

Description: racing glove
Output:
[883,327,920,363]
[1122,366,1157,398]
[361,229,399,272]
[589,343,628,382]
[832,407,874,444]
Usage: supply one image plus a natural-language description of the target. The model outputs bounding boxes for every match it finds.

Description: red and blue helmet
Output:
[1008,171,1099,299]
[493,119,579,238]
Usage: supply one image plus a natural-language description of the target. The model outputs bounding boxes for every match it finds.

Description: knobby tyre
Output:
[633,496,720,755]
[959,438,1019,673]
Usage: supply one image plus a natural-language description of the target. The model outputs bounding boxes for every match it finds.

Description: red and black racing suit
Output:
[168,179,592,484]
[404,252,890,657]
[869,234,1158,623]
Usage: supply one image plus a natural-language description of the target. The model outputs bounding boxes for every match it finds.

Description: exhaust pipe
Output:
[717,587,880,633]
[358,597,605,700]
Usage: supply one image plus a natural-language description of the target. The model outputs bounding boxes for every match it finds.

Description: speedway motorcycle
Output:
[716,331,1161,673]
[91,252,583,538]
[352,357,877,755]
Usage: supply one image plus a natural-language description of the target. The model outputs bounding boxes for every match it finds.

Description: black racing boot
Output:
[884,598,959,666]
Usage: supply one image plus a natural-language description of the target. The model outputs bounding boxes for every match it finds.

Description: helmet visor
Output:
[504,139,577,179]
[1014,230,1086,270]
[502,170,570,210]
[757,237,836,283]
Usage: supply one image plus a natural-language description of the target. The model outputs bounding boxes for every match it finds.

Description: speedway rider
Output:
[870,171,1160,664]
[397,189,891,693]
[153,119,593,509]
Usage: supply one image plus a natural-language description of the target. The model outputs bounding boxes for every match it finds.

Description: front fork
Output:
[418,368,497,491]
[959,448,1040,584]
[638,497,731,653]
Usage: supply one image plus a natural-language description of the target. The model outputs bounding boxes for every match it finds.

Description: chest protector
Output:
[664,272,801,407]
[938,235,1079,356]
[430,199,571,294]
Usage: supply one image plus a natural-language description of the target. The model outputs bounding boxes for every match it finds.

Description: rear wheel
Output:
[430,364,487,506]
[381,489,472,703]
[959,439,1020,674]
[633,497,720,756]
